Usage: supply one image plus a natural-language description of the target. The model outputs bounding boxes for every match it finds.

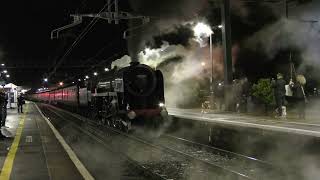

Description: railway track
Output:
[152,134,287,179]
[40,103,251,180]
[39,105,166,180]
[45,104,294,179]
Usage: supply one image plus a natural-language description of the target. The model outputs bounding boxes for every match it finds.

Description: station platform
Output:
[0,102,91,180]
[168,108,320,138]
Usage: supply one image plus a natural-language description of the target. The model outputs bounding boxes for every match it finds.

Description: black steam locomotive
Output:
[30,63,167,131]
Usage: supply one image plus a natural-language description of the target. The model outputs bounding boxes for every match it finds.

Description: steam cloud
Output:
[245,18,320,69]
[127,0,209,61]
[114,0,249,107]
[116,0,320,107]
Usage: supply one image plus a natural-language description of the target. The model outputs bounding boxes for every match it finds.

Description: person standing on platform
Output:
[0,89,7,138]
[291,75,307,119]
[0,89,7,125]
[2,92,8,125]
[272,73,287,118]
[17,95,25,113]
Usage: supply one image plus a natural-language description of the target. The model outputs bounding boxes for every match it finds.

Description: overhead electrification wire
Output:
[63,52,122,83]
[48,0,116,79]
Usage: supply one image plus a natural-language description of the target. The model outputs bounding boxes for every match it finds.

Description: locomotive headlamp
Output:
[159,103,165,107]
[128,111,136,120]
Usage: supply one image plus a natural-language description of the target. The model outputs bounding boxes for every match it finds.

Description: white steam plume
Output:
[245,18,320,70]
[111,37,238,107]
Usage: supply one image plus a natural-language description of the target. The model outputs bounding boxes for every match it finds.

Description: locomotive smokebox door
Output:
[124,64,157,97]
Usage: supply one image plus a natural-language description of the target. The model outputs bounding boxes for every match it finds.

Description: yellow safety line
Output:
[0,105,29,180]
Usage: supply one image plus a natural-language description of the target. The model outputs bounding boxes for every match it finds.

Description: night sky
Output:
[0,0,317,89]
[0,0,131,87]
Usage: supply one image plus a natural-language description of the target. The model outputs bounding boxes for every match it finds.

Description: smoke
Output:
[111,55,131,69]
[112,38,241,107]
[127,0,209,61]
[230,0,248,18]
[242,0,320,75]
[245,18,320,63]
[301,157,320,180]
[120,0,309,107]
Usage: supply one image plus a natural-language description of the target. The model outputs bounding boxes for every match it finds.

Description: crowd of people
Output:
[272,73,307,119]
[0,92,24,139]
[203,73,308,120]
[210,78,250,113]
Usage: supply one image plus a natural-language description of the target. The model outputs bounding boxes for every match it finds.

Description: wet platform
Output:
[168,108,320,138]
[0,102,89,180]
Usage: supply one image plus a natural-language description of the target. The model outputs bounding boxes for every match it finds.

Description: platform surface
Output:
[0,102,85,180]
[168,108,320,137]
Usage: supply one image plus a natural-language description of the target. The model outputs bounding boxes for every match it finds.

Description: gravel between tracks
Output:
[40,103,249,180]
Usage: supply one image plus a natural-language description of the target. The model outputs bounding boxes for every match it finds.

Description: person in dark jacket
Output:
[0,89,7,126]
[291,75,307,119]
[0,89,7,139]
[272,73,287,117]
[17,95,24,113]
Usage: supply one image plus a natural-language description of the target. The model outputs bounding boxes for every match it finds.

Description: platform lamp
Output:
[193,22,223,109]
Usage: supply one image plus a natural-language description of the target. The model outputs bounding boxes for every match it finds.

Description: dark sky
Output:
[0,0,316,88]
[0,0,131,87]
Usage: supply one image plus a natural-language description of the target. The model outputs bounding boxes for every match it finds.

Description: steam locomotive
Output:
[30,63,167,131]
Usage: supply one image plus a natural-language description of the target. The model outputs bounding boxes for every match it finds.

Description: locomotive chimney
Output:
[130,54,140,66]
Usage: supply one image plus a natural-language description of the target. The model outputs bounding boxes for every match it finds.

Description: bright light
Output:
[201,62,206,67]
[3,70,7,74]
[78,79,81,82]
[1,64,4,66]
[127,111,136,120]
[159,103,165,107]
[104,68,110,72]
[59,82,64,86]
[21,89,29,94]
[218,25,223,29]
[85,75,89,79]
[93,72,98,76]
[193,22,213,38]
[72,82,75,84]
[6,75,10,78]
[44,78,48,82]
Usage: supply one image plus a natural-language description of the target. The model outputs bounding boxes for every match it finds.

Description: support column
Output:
[285,0,289,18]
[221,0,233,111]
[210,34,214,109]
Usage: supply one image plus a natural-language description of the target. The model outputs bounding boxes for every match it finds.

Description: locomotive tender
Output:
[30,63,167,131]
